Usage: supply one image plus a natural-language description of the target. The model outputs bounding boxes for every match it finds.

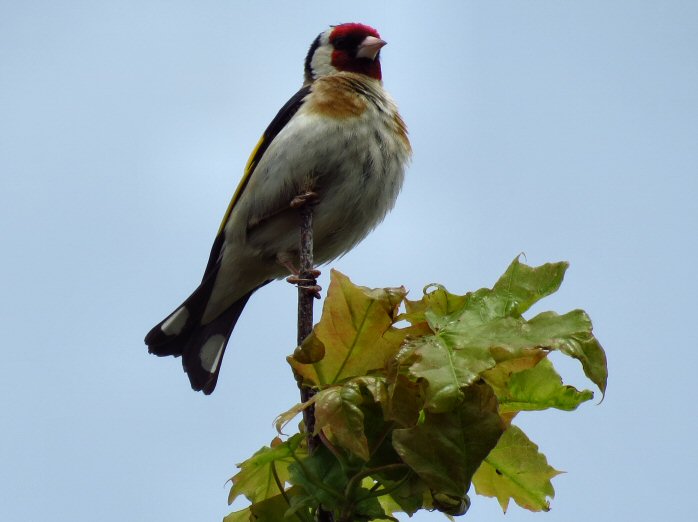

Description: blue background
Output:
[2,2,696,521]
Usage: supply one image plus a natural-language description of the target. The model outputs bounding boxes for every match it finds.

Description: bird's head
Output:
[304,23,386,84]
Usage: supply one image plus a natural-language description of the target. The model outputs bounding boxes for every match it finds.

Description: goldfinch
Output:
[145,23,411,394]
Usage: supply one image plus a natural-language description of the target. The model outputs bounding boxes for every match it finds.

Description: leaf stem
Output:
[270,461,288,502]
[360,470,413,500]
[319,430,348,470]
[344,463,409,500]
[369,421,395,457]
[270,462,312,522]
[287,441,344,503]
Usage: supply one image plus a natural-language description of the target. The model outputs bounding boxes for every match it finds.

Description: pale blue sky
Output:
[1,1,696,521]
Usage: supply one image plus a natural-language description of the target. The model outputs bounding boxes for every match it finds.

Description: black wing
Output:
[201,84,312,279]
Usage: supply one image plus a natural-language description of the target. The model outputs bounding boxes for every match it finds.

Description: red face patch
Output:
[329,23,383,80]
[329,23,380,43]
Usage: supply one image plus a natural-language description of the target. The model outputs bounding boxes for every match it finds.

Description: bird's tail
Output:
[145,279,269,394]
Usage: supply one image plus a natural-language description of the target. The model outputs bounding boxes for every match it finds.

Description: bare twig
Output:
[296,203,319,449]
[297,204,316,341]
[294,200,334,522]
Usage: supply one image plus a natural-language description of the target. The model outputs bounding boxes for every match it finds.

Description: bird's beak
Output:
[357,36,387,61]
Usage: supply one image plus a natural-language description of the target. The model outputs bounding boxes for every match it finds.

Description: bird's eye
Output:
[332,36,351,50]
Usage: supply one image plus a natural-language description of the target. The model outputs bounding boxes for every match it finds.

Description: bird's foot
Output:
[278,256,299,276]
[290,191,319,209]
[286,269,322,299]
[277,254,320,278]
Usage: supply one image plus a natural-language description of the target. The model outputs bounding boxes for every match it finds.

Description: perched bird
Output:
[145,23,411,394]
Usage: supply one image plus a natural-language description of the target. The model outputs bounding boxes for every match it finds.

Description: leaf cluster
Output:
[225,258,607,521]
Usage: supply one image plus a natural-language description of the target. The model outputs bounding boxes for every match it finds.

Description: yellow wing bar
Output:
[216,135,266,235]
[214,84,312,236]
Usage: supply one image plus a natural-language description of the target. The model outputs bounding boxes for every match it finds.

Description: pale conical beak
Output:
[356,36,387,60]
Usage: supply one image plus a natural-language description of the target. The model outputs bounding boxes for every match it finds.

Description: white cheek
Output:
[310,45,337,78]
[199,334,226,373]
[160,307,189,335]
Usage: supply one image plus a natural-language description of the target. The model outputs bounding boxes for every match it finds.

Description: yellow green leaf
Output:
[313,383,369,461]
[473,424,561,512]
[223,507,251,522]
[274,398,316,435]
[228,435,305,506]
[288,270,408,386]
[495,357,594,413]
[491,257,568,316]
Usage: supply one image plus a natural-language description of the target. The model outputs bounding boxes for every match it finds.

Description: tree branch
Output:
[295,201,334,522]
[296,203,318,447]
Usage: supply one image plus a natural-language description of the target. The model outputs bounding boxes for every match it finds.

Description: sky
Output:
[1,1,696,521]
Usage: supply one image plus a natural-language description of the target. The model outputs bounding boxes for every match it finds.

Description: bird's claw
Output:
[286,275,322,299]
[290,191,319,209]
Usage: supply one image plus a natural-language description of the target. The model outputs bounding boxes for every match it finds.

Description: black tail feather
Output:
[182,290,257,394]
[145,276,271,394]
[144,268,220,356]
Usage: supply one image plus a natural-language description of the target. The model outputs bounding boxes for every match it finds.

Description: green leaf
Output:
[496,357,594,412]
[349,376,388,405]
[373,474,426,517]
[375,493,405,521]
[420,492,457,521]
[232,259,607,519]
[557,330,608,396]
[398,337,493,413]
[472,424,561,512]
[247,492,291,521]
[353,490,393,521]
[395,258,607,412]
[431,492,470,516]
[274,396,317,435]
[314,382,370,461]
[522,310,607,395]
[228,435,305,505]
[288,445,346,511]
[447,308,606,392]
[233,486,310,522]
[491,257,568,316]
[223,507,251,522]
[383,374,422,427]
[285,489,317,520]
[424,257,568,331]
[402,284,469,329]
[392,382,505,498]
[480,349,548,392]
[289,270,408,386]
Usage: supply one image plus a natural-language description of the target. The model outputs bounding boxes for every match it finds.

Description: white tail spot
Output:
[161,307,189,336]
[200,334,226,373]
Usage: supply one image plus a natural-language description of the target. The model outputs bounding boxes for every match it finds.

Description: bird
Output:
[145,23,411,394]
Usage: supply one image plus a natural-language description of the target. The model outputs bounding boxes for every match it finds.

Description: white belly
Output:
[205,83,410,319]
